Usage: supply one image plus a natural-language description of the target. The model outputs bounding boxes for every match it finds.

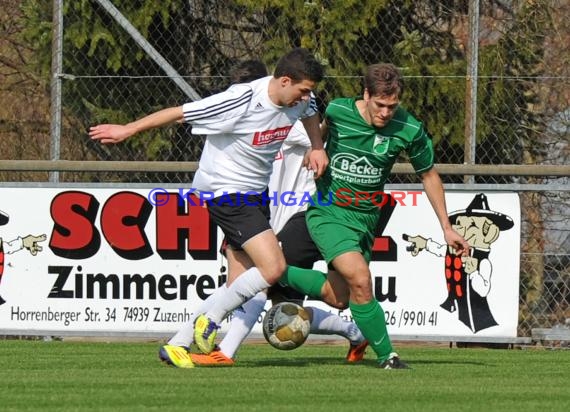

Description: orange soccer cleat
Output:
[346,340,369,363]
[190,347,235,367]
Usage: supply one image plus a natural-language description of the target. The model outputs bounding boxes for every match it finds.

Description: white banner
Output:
[0,187,520,338]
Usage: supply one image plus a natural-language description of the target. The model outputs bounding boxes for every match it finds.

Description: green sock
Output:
[280,265,327,299]
[349,299,393,362]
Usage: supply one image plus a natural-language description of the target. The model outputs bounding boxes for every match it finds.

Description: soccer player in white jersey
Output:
[90,49,330,368]
[189,114,368,366]
[164,60,366,366]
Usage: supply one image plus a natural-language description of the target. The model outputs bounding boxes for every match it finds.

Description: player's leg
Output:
[270,278,367,362]
[297,206,407,368]
[274,211,328,300]
[193,193,284,353]
[277,212,367,361]
[160,243,248,367]
[324,207,408,369]
[279,213,348,309]
[195,211,313,365]
[329,252,391,353]
[165,286,225,348]
[161,291,227,366]
[192,247,267,365]
[199,230,284,322]
[223,246,268,353]
[216,289,266,358]
[330,252,408,368]
[214,211,316,362]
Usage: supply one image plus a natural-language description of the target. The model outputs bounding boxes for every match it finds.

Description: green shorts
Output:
[305,203,380,264]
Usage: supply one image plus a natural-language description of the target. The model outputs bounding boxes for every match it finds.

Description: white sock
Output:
[205,267,270,324]
[308,306,365,344]
[219,290,267,359]
[167,284,228,346]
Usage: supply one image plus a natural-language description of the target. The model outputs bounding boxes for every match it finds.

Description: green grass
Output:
[0,341,568,412]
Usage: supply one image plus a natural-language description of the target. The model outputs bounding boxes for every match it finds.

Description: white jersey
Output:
[183,76,317,197]
[268,122,316,234]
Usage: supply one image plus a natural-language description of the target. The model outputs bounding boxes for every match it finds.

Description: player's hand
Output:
[444,228,470,257]
[22,234,46,256]
[89,124,134,144]
[307,148,328,179]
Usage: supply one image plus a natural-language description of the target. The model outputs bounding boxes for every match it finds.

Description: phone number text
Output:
[384,309,439,327]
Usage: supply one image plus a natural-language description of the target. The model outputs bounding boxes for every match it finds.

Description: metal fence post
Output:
[49,0,63,183]
[464,0,480,184]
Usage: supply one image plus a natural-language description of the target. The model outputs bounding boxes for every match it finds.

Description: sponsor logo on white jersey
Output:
[252,126,292,146]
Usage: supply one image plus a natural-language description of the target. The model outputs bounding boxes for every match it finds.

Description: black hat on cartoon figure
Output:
[0,209,8,226]
[448,193,514,231]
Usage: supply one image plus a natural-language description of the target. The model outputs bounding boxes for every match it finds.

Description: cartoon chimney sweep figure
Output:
[444,194,514,332]
[0,209,9,305]
[0,210,46,306]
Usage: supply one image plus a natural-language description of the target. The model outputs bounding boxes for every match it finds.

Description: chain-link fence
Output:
[0,0,568,340]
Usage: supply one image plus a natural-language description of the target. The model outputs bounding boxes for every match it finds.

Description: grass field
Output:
[1,340,569,412]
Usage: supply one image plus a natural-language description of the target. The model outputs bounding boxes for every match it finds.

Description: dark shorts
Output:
[277,211,322,268]
[207,191,271,250]
[268,211,323,303]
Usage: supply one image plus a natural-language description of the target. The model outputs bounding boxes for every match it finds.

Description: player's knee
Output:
[262,259,287,284]
[348,278,374,301]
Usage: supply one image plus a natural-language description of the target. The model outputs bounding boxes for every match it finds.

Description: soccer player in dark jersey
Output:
[281,63,470,369]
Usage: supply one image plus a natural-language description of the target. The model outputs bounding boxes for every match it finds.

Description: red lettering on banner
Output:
[155,193,217,260]
[252,126,292,146]
[49,191,217,261]
[373,237,389,251]
[101,192,152,259]
[50,191,101,259]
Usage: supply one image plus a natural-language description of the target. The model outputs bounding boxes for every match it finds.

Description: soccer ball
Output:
[262,302,311,350]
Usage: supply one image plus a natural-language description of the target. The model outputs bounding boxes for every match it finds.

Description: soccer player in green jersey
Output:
[281,63,470,368]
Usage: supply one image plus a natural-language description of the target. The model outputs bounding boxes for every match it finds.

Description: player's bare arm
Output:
[89,106,184,144]
[320,119,329,142]
[420,168,470,256]
[301,115,328,178]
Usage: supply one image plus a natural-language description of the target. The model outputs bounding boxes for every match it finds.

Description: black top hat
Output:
[0,209,8,226]
[448,193,514,231]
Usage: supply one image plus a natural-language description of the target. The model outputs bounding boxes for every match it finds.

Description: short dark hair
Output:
[364,63,404,98]
[230,60,268,84]
[273,48,324,83]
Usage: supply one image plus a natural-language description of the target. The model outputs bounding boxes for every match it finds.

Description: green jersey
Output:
[316,96,434,212]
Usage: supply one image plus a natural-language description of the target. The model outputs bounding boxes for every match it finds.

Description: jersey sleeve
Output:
[407,124,435,174]
[182,84,253,133]
[298,93,318,119]
[285,121,312,148]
